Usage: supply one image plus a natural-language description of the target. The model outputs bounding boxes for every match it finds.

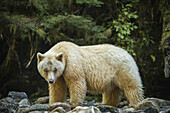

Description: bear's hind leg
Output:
[102,87,122,107]
[123,86,144,106]
[116,73,144,106]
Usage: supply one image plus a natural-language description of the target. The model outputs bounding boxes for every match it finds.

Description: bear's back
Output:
[47,42,134,66]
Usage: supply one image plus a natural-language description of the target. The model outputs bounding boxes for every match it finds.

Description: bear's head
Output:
[37,52,65,84]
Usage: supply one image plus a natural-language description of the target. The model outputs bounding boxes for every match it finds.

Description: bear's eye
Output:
[44,68,48,73]
[54,68,57,72]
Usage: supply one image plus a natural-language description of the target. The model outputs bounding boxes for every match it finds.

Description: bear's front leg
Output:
[49,76,67,105]
[69,80,86,107]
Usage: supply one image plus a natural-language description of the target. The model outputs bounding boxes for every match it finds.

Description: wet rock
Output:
[135,98,160,111]
[160,106,170,111]
[146,98,167,106]
[0,97,18,113]
[97,105,118,112]
[0,106,10,113]
[69,106,101,113]
[83,100,95,106]
[143,106,159,113]
[30,104,49,110]
[18,99,30,107]
[164,108,170,113]
[48,102,71,112]
[16,104,49,113]
[118,101,129,108]
[165,100,170,106]
[8,91,28,100]
[0,97,15,104]
[0,97,18,109]
[51,107,67,113]
[122,109,137,113]
[29,111,49,113]
[37,96,49,104]
[122,107,144,113]
[1,93,170,113]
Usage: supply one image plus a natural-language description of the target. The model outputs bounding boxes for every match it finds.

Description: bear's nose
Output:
[49,79,54,84]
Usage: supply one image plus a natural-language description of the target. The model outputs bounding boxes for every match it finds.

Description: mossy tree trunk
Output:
[161,6,170,78]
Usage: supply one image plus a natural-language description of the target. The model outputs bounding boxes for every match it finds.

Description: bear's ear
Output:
[37,52,45,63]
[56,52,63,61]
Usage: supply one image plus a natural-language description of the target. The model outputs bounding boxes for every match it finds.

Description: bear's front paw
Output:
[67,102,81,108]
[48,102,71,111]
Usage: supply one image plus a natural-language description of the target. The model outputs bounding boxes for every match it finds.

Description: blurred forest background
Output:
[0,0,169,101]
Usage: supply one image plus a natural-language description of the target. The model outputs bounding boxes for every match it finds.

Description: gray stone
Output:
[29,111,49,113]
[18,99,30,107]
[135,98,160,111]
[51,107,67,113]
[164,108,170,113]
[0,97,18,109]
[122,108,137,113]
[0,97,15,104]
[146,98,167,106]
[0,106,9,113]
[135,98,170,111]
[143,106,159,113]
[16,104,49,113]
[69,106,101,113]
[16,107,32,113]
[37,96,49,104]
[8,91,28,100]
[97,105,118,112]
[160,106,170,111]
[118,101,129,108]
[31,104,49,110]
[87,100,95,106]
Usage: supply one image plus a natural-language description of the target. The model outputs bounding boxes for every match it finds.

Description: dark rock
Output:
[87,100,95,106]
[135,98,170,111]
[0,106,9,113]
[165,100,170,106]
[16,104,49,113]
[83,100,95,106]
[143,106,159,113]
[121,107,140,113]
[160,106,170,111]
[164,108,170,113]
[146,98,167,106]
[37,96,49,104]
[0,97,18,109]
[0,97,15,104]
[118,101,129,108]
[122,110,138,113]
[97,105,118,112]
[135,98,160,111]
[8,91,28,100]
[29,111,48,113]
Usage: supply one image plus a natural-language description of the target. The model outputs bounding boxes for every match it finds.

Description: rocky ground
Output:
[0,91,170,113]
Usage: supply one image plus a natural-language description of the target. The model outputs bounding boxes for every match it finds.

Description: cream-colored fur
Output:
[37,41,144,107]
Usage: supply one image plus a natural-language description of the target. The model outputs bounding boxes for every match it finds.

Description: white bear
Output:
[37,41,144,107]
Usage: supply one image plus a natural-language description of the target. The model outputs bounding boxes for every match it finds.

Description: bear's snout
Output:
[49,79,54,84]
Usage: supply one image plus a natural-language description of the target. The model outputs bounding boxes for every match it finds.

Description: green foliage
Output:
[30,0,67,14]
[37,15,106,44]
[151,55,156,62]
[112,3,138,55]
[76,0,103,7]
